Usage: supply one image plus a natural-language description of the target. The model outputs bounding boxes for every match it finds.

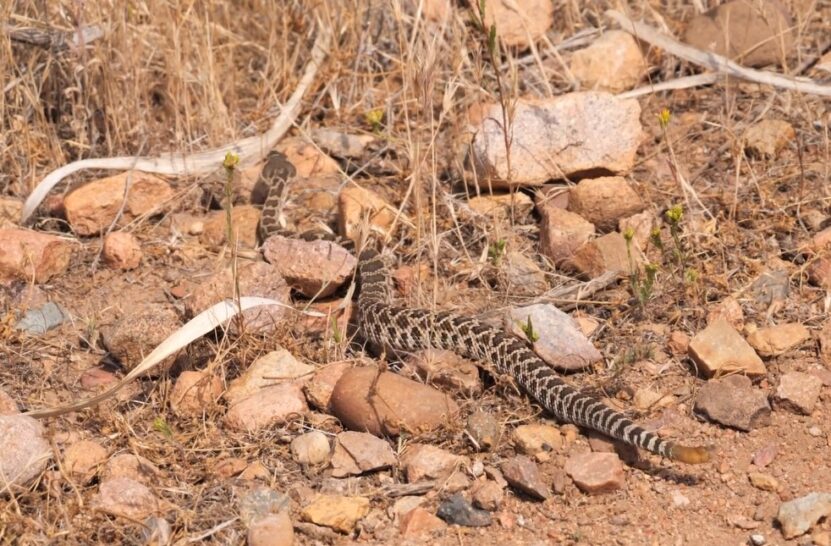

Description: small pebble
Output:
[436,493,492,527]
[750,533,766,546]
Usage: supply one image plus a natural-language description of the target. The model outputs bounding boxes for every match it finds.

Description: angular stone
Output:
[471,479,504,511]
[275,137,339,178]
[101,454,160,484]
[466,411,502,451]
[400,443,465,483]
[262,236,356,298]
[301,494,370,534]
[746,323,810,357]
[330,431,395,477]
[501,455,550,500]
[688,319,765,377]
[399,506,447,537]
[775,372,822,415]
[0,228,73,283]
[748,472,780,492]
[329,368,458,436]
[570,30,647,93]
[707,297,745,330]
[509,304,602,371]
[436,493,492,527]
[570,232,636,279]
[225,349,313,404]
[538,205,596,265]
[684,0,794,67]
[564,452,625,494]
[64,171,174,235]
[304,361,352,410]
[777,492,831,539]
[468,192,534,221]
[102,231,142,270]
[224,383,309,432]
[501,251,549,295]
[694,375,771,431]
[472,93,644,187]
[568,177,645,231]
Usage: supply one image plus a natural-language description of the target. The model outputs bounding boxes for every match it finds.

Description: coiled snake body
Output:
[356,249,710,464]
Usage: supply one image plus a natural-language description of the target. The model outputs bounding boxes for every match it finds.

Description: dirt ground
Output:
[2,1,831,545]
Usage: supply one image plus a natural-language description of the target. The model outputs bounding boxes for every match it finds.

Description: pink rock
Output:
[399,507,446,537]
[688,319,765,377]
[63,439,108,484]
[570,232,637,279]
[330,431,396,477]
[92,476,161,520]
[538,205,595,265]
[0,228,73,283]
[103,231,142,270]
[775,372,822,415]
[199,205,260,250]
[481,0,553,48]
[304,361,353,410]
[225,383,309,432]
[564,452,625,494]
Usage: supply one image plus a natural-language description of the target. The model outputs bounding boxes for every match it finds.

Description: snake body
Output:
[254,152,709,464]
[356,249,710,464]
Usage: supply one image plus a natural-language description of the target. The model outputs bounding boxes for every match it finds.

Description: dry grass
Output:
[3,0,831,544]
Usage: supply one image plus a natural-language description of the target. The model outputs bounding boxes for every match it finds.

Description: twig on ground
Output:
[20,25,331,224]
[606,10,831,97]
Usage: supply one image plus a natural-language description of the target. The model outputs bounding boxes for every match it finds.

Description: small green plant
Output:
[519,315,539,343]
[365,108,384,133]
[665,202,686,271]
[624,227,658,310]
[153,416,174,439]
[471,0,514,184]
[330,314,342,344]
[488,239,507,264]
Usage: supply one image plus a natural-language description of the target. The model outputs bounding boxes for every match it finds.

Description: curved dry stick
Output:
[20,27,331,224]
[606,9,831,98]
[23,297,290,418]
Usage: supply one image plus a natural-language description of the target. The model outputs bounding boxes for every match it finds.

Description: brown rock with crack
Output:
[64,171,174,235]
[744,119,795,158]
[224,383,309,432]
[338,186,397,245]
[694,375,771,431]
[400,443,466,483]
[329,367,459,436]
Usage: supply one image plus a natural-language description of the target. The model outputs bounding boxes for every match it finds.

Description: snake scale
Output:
[255,152,711,464]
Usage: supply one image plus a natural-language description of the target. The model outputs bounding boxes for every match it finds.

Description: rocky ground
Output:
[2,1,831,545]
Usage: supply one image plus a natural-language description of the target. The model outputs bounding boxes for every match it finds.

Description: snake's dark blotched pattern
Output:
[356,249,710,464]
